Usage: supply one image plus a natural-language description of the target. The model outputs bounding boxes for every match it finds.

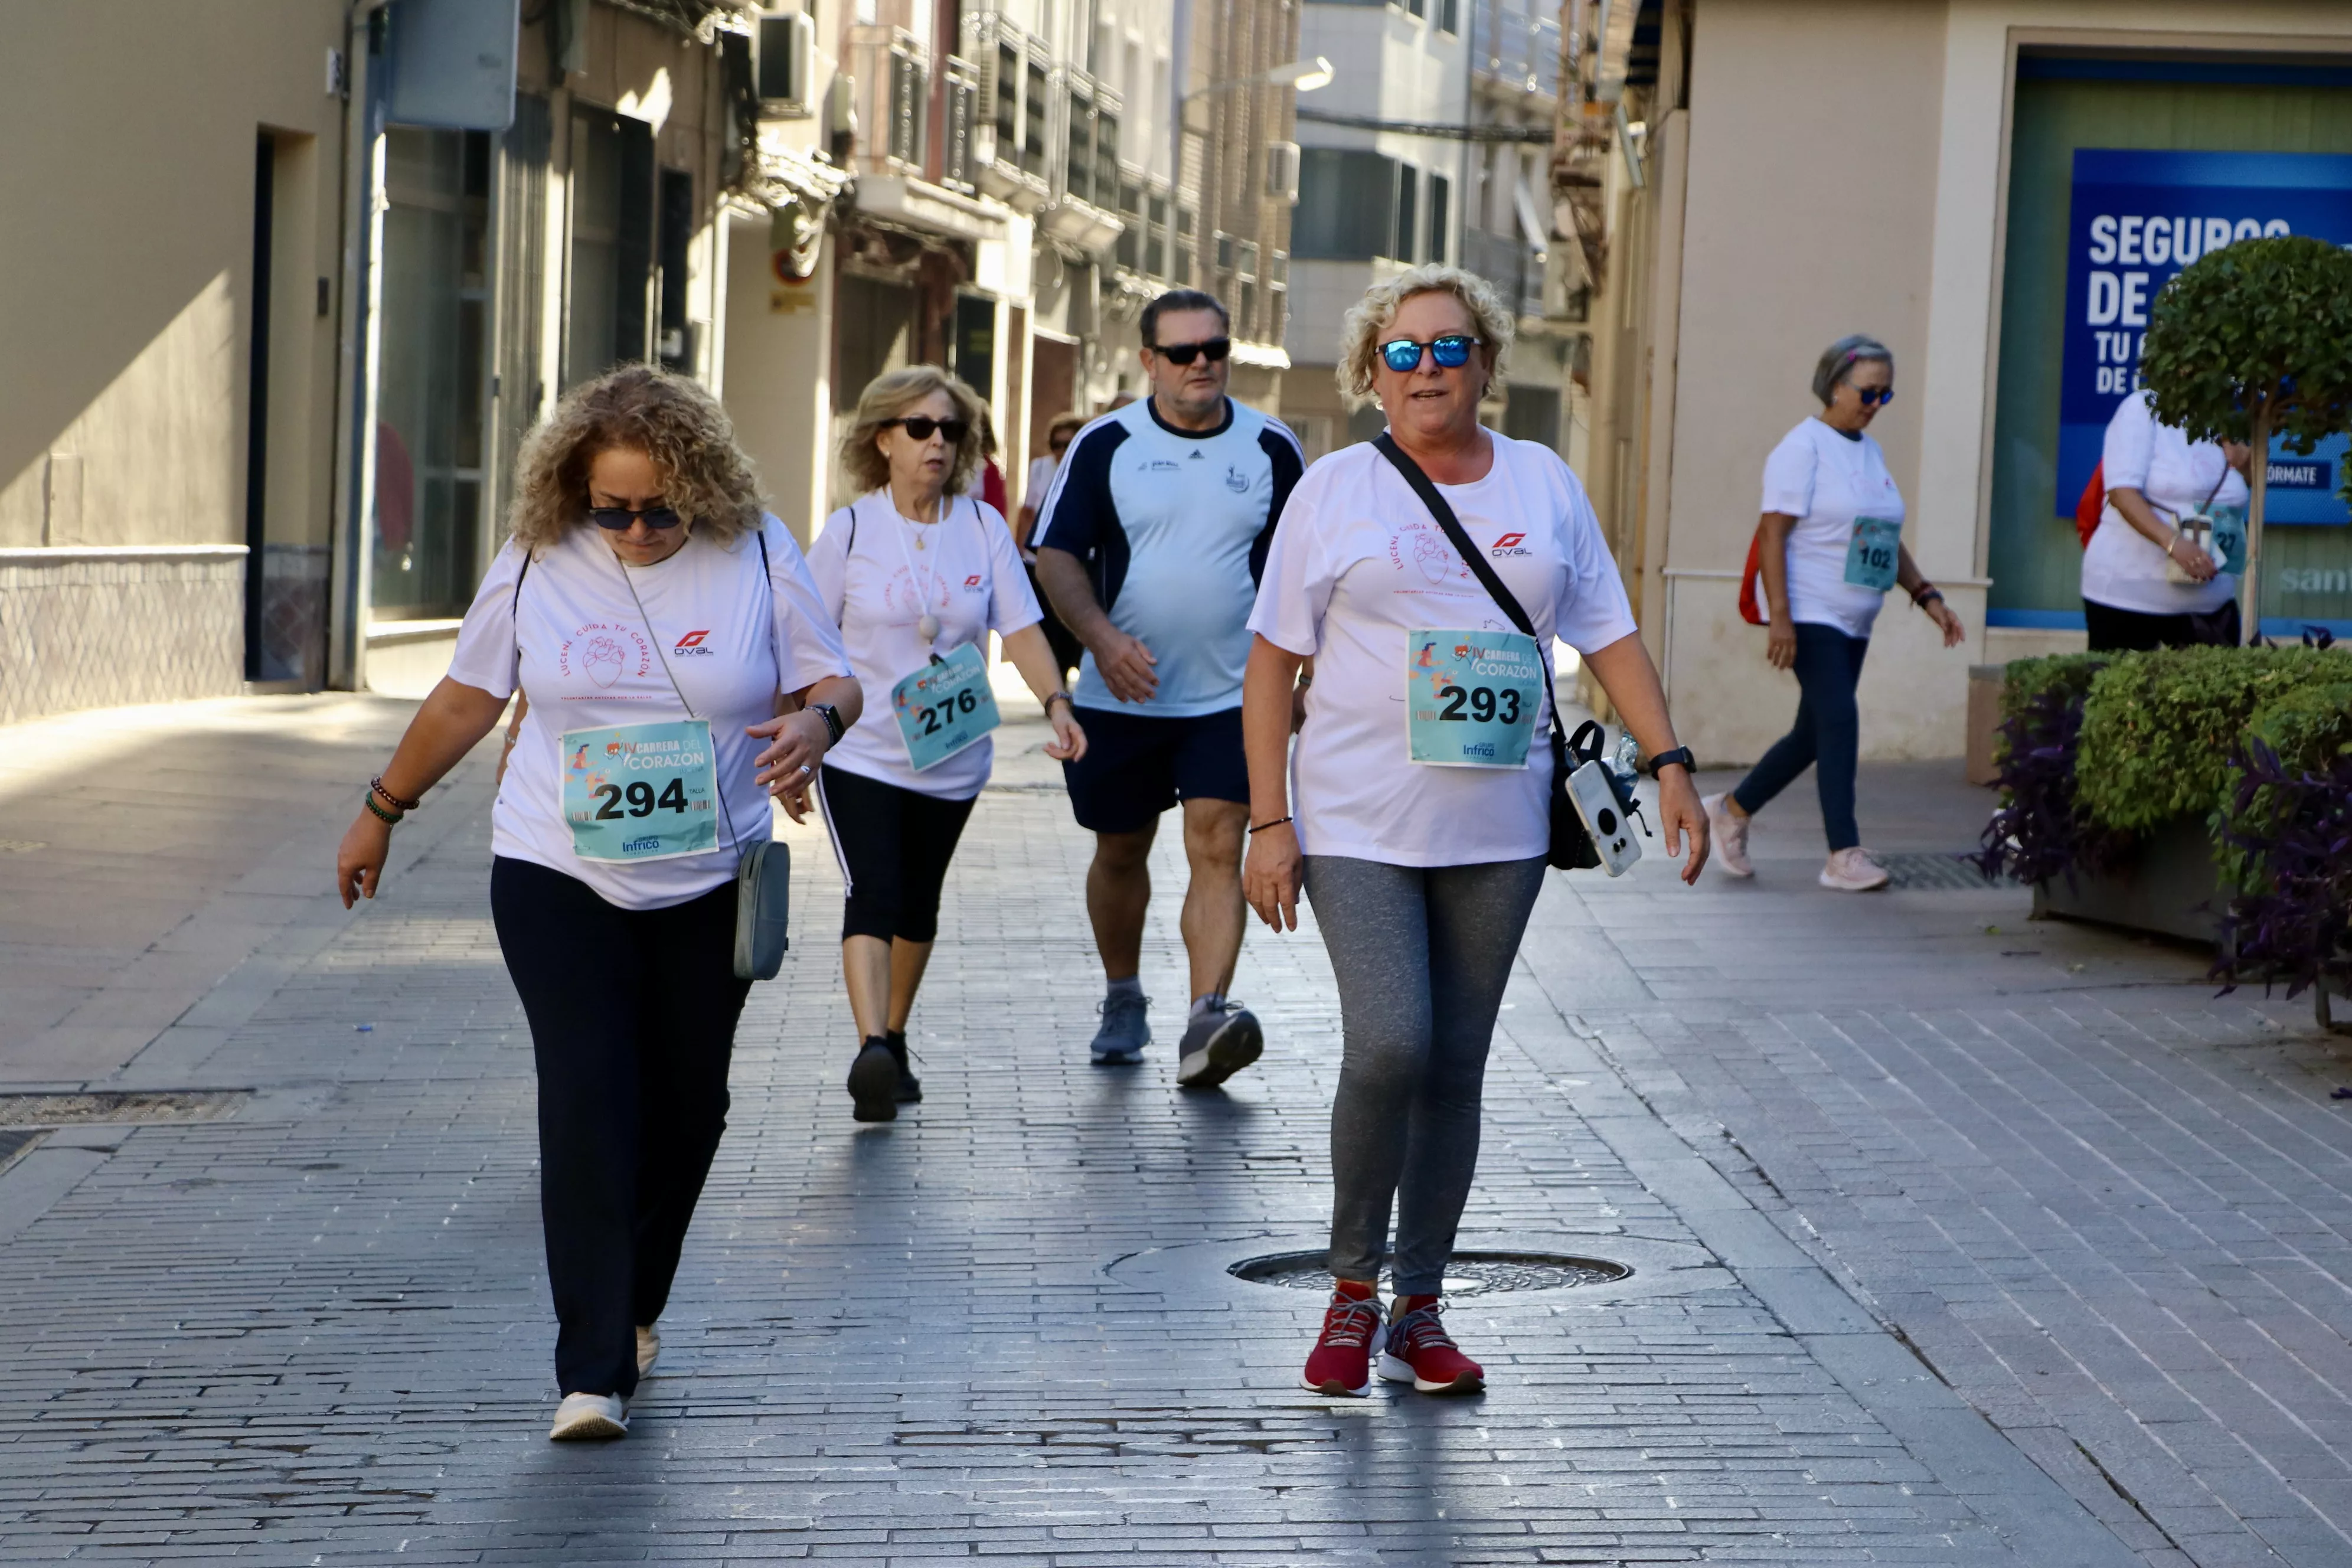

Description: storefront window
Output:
[374,128,491,620]
[1990,59,2352,634]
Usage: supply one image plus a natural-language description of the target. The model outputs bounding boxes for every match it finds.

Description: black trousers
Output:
[490,855,750,1398]
[818,764,977,944]
[2083,597,2242,651]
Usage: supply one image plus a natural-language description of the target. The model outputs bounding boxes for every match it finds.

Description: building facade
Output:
[2,0,1305,724]
[1556,0,2352,766]
[1281,0,1471,462]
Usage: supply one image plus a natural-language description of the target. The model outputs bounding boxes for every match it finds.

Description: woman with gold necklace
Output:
[798,367,1087,1121]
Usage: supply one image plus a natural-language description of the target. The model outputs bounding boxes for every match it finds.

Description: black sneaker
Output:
[847,1037,899,1122]
[885,1029,922,1103]
[1175,999,1263,1089]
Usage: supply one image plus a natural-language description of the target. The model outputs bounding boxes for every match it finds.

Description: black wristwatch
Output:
[811,702,844,744]
[1647,746,1696,779]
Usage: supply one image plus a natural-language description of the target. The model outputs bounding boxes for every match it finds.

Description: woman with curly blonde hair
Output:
[795,365,1085,1120]
[335,363,861,1442]
[1240,264,1706,1397]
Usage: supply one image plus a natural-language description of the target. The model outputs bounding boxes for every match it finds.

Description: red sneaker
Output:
[1301,1280,1384,1396]
[1378,1295,1484,1394]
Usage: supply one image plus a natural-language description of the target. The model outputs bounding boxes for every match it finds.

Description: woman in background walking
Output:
[1706,335,1964,892]
[799,367,1086,1122]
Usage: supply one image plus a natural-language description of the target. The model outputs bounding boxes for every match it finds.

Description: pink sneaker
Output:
[1378,1295,1484,1394]
[1819,847,1890,891]
[1703,793,1753,877]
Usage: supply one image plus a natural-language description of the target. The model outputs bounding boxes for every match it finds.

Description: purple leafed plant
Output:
[2211,737,2352,999]
[1972,679,2132,887]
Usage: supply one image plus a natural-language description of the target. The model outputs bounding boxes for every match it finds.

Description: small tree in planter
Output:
[2138,234,2352,643]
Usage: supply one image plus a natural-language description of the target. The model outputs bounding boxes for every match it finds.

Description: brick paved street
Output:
[0,698,2345,1564]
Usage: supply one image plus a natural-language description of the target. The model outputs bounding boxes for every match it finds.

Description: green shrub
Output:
[2074,646,2341,832]
[2250,678,2352,773]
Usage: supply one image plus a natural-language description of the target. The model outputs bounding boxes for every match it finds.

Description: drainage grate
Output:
[0,1090,247,1129]
[1879,852,2007,891]
[1230,1249,1631,1296]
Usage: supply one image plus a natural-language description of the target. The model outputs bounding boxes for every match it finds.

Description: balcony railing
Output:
[1465,226,1540,318]
[943,55,979,192]
[1472,0,1560,98]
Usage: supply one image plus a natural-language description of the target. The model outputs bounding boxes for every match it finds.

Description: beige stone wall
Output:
[0,2,347,720]
[0,2,348,554]
[1661,0,1954,766]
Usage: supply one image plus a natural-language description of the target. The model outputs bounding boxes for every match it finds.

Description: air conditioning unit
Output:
[753,6,816,116]
[1265,141,1301,202]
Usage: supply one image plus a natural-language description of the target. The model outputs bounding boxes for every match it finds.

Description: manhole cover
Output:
[1878,852,2006,891]
[0,1091,246,1128]
[1229,1249,1631,1296]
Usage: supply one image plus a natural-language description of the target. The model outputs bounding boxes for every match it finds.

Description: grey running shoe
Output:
[1175,999,1263,1089]
[848,1038,899,1121]
[1090,989,1151,1065]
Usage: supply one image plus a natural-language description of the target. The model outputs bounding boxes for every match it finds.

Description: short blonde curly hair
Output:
[507,364,765,553]
[1335,264,1515,409]
[838,366,987,497]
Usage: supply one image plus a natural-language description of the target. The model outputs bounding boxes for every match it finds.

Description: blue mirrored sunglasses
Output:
[1380,334,1478,373]
[1855,387,1894,407]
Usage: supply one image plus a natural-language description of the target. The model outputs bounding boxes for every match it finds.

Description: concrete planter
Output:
[2032,815,2224,945]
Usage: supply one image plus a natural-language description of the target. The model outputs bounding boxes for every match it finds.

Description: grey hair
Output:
[1811,335,1893,404]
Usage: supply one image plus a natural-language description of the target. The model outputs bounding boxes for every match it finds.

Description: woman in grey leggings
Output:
[1240,264,1707,1398]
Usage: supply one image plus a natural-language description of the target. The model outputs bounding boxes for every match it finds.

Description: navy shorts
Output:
[1062,705,1249,834]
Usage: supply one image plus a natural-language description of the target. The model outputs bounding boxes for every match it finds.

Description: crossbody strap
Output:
[1372,432,1566,747]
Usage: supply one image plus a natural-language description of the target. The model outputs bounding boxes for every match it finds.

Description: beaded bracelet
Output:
[371,776,420,813]
[362,792,404,827]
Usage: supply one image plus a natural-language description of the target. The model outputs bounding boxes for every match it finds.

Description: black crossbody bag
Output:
[1373,433,1618,871]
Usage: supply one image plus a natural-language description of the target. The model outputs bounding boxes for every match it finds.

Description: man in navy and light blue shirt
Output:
[1033,289,1304,1087]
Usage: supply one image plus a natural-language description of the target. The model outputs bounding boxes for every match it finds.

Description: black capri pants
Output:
[818,763,978,944]
[490,855,751,1400]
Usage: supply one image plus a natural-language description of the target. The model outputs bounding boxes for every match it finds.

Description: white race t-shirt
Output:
[1760,416,1906,639]
[446,515,851,910]
[1248,435,1638,868]
[2080,390,2246,616]
[806,491,1043,799]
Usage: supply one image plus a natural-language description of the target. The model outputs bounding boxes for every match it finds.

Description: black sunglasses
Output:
[1853,386,1894,407]
[889,415,971,443]
[1150,337,1232,367]
[589,503,685,531]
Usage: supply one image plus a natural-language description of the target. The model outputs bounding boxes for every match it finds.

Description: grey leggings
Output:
[1304,853,1547,1295]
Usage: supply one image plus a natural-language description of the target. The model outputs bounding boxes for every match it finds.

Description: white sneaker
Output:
[548,1391,628,1440]
[1819,847,1890,892]
[636,1325,659,1378]
[1703,793,1753,878]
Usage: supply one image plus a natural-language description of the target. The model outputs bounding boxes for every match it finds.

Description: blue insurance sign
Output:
[2057,148,2352,526]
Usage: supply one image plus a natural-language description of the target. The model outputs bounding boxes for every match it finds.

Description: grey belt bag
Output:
[733,837,790,981]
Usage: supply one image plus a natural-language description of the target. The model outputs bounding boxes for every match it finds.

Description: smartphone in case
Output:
[1566,758,1644,877]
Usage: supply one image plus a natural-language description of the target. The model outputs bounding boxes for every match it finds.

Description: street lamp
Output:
[1184,56,1336,105]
